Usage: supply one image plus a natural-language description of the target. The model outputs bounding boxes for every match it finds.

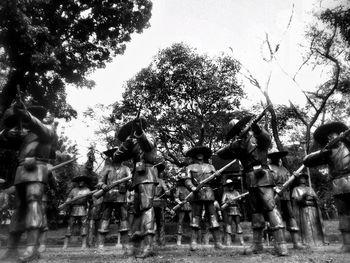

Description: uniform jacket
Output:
[98,162,131,203]
[217,127,275,187]
[303,141,350,195]
[66,186,91,216]
[113,132,158,188]
[0,112,57,185]
[269,164,291,200]
[185,162,216,201]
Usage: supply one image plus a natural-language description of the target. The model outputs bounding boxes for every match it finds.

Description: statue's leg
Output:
[118,202,131,254]
[225,216,233,246]
[19,183,44,262]
[63,216,74,249]
[2,188,24,260]
[177,211,185,245]
[97,203,112,250]
[244,188,264,255]
[80,215,88,249]
[190,202,201,251]
[135,183,156,259]
[335,193,350,252]
[38,200,48,253]
[234,215,244,245]
[282,200,305,249]
[262,187,288,256]
[207,202,223,249]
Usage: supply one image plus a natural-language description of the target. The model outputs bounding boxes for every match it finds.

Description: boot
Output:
[120,232,132,256]
[190,229,199,251]
[244,229,264,255]
[273,229,288,256]
[176,234,182,246]
[1,232,21,260]
[237,233,245,246]
[62,236,69,249]
[19,229,40,262]
[340,232,350,253]
[96,233,105,250]
[38,231,47,253]
[224,233,232,246]
[290,231,306,250]
[81,235,87,249]
[213,229,224,249]
[136,234,154,258]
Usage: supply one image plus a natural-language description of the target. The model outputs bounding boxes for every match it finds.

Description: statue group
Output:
[0,101,350,262]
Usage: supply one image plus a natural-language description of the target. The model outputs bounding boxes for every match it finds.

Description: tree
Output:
[113,43,245,166]
[0,0,152,119]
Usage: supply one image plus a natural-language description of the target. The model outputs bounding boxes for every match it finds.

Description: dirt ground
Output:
[0,244,347,263]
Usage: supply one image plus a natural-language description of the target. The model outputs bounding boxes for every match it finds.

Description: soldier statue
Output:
[96,148,131,251]
[174,173,192,246]
[153,161,170,247]
[217,116,288,256]
[268,151,305,249]
[303,121,350,251]
[0,104,57,262]
[221,179,244,246]
[291,173,327,246]
[113,117,158,258]
[184,145,224,251]
[62,173,91,249]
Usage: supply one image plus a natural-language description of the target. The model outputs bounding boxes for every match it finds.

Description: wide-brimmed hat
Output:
[225,116,253,140]
[117,117,148,142]
[268,151,288,161]
[28,106,47,120]
[103,148,118,158]
[72,174,91,183]
[224,179,234,186]
[2,107,18,127]
[185,146,212,159]
[313,122,348,146]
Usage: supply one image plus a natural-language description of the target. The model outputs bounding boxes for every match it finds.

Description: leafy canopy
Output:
[0,0,152,119]
[113,43,245,164]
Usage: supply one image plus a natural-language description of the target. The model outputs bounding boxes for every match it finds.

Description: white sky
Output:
[62,0,337,164]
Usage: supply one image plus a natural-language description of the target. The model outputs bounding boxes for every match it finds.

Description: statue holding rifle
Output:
[62,172,91,249]
[184,145,224,251]
[217,111,288,256]
[113,116,158,258]
[303,122,350,252]
[0,101,57,262]
[268,151,305,250]
[95,148,132,251]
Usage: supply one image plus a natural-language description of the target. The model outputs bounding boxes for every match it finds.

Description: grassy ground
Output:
[0,244,347,263]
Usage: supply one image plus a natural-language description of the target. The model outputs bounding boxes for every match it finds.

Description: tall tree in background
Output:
[113,43,245,166]
[0,0,152,119]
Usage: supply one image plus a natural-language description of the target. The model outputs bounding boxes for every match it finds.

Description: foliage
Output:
[321,6,350,51]
[112,43,245,166]
[82,103,118,148]
[0,0,152,119]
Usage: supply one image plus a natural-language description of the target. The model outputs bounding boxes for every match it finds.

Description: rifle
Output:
[221,192,249,210]
[48,157,77,172]
[275,127,350,199]
[274,164,305,199]
[58,190,97,211]
[172,159,237,212]
[238,104,271,139]
[92,175,132,199]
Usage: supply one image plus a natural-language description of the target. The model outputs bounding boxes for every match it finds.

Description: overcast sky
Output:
[62,0,337,164]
